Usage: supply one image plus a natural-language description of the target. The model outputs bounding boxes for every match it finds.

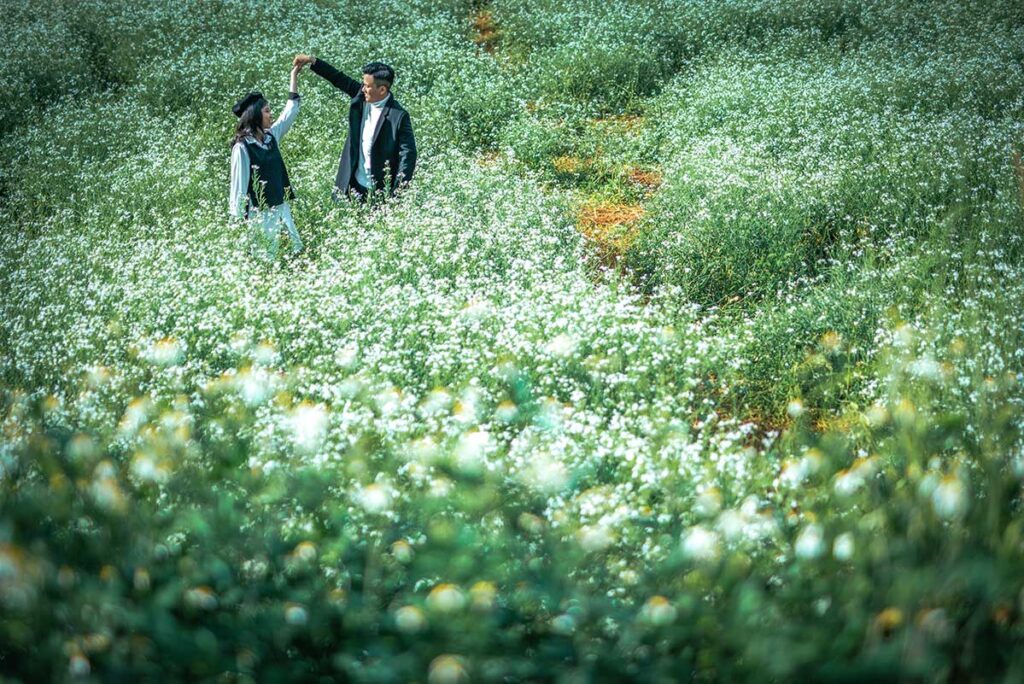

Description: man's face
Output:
[361,74,389,103]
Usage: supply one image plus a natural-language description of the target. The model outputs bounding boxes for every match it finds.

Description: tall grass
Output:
[1,0,1023,680]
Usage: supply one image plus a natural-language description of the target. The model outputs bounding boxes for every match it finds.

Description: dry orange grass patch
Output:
[578,201,644,230]
[472,10,499,53]
[627,166,663,189]
[577,201,645,267]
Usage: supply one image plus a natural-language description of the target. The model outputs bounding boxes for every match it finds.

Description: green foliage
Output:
[3,331,1023,680]
[627,9,1024,303]
[1,0,1023,680]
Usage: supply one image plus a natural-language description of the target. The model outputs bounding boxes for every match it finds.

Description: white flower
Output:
[909,357,942,381]
[545,333,576,357]
[460,298,491,321]
[427,584,466,613]
[694,489,722,517]
[865,404,888,427]
[640,596,677,626]
[429,477,453,498]
[285,603,308,626]
[185,586,218,610]
[132,454,169,483]
[716,510,746,542]
[289,402,327,452]
[428,655,468,684]
[681,525,719,561]
[374,387,401,415]
[119,397,151,435]
[293,541,317,562]
[578,525,613,553]
[453,389,481,425]
[68,654,91,677]
[550,614,576,634]
[780,459,806,487]
[148,338,183,366]
[525,449,569,493]
[932,476,967,519]
[395,605,426,633]
[229,333,249,355]
[338,376,363,398]
[85,365,111,388]
[409,436,439,462]
[833,469,865,496]
[454,430,491,474]
[795,524,824,560]
[253,341,278,365]
[832,532,855,561]
[334,343,359,369]
[494,400,518,422]
[358,484,392,514]
[236,367,273,406]
[421,388,452,416]
[894,324,915,348]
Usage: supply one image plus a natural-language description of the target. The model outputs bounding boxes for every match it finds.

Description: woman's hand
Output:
[289,63,302,94]
[293,54,316,68]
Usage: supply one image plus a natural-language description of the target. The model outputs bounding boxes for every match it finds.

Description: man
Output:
[293,54,416,200]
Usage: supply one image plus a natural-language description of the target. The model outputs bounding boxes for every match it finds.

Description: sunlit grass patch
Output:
[551,154,585,175]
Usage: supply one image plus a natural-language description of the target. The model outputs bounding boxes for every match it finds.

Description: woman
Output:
[229,62,305,261]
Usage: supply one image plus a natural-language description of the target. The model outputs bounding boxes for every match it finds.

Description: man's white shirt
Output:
[355,93,390,189]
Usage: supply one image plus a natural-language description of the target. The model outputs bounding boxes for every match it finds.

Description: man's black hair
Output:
[361,62,395,88]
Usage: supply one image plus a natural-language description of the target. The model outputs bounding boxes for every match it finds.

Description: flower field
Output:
[1,0,1023,680]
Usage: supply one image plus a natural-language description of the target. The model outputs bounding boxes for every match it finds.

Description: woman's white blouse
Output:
[229,95,300,219]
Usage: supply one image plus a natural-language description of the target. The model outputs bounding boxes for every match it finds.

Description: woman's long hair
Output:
[233,96,268,146]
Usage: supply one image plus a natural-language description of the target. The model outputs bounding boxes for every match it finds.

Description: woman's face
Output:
[260,104,272,130]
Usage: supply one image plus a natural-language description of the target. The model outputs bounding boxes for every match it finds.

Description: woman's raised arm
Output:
[271,64,303,141]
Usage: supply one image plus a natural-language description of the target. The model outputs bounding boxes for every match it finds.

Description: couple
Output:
[229,55,417,260]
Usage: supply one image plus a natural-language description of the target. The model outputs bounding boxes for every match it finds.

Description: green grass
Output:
[1,0,1023,680]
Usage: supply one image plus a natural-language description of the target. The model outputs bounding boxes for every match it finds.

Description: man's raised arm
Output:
[293,54,361,98]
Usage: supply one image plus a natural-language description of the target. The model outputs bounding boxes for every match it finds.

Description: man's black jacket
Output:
[310,58,417,196]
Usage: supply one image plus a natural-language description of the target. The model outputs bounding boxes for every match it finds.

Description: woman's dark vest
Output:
[242,133,294,216]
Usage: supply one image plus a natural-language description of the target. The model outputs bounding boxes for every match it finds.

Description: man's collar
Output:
[366,93,391,109]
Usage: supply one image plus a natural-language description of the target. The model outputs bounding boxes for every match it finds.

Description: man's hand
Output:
[293,54,316,68]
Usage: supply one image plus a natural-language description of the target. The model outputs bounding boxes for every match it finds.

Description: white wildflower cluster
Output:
[1,0,1022,610]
